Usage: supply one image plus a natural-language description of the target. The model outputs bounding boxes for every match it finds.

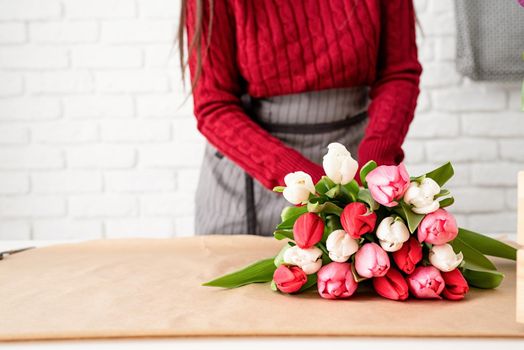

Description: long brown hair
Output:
[177,0,214,92]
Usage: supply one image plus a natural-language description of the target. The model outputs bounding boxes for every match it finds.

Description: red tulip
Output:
[442,269,469,301]
[340,202,377,239]
[392,237,423,274]
[273,265,307,294]
[293,212,324,249]
[373,267,409,301]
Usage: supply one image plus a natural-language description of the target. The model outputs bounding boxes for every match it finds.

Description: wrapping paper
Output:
[0,235,523,341]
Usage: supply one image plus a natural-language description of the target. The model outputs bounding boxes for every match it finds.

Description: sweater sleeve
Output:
[357,0,422,167]
[185,0,324,189]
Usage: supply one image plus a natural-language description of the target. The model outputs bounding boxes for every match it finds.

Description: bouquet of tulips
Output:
[204,143,516,301]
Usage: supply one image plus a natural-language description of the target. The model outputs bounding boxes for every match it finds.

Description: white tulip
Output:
[429,244,463,272]
[376,216,410,252]
[283,245,323,275]
[403,177,441,214]
[282,171,316,205]
[322,142,359,185]
[326,229,359,262]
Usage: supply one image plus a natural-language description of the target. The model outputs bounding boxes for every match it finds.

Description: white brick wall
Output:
[0,0,521,240]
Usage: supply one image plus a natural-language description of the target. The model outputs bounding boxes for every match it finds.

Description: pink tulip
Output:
[373,267,409,301]
[442,269,469,301]
[354,242,390,278]
[317,262,358,299]
[392,237,423,274]
[366,163,410,207]
[407,266,445,299]
[418,209,458,245]
[293,212,324,249]
[340,202,377,239]
[273,265,307,294]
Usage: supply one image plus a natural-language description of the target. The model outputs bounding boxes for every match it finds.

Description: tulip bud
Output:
[376,216,410,252]
[392,237,423,274]
[282,171,316,205]
[429,244,463,272]
[317,262,358,299]
[283,245,323,275]
[293,212,324,249]
[372,267,409,301]
[322,143,359,185]
[273,265,307,293]
[354,242,390,278]
[366,163,410,207]
[340,202,377,239]
[442,269,469,301]
[326,229,359,262]
[403,177,441,214]
[418,208,458,245]
[406,266,445,299]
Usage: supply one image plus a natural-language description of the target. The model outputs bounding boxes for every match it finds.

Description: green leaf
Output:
[273,186,285,193]
[461,264,504,289]
[400,201,425,233]
[274,243,292,267]
[439,197,454,208]
[450,236,497,270]
[270,280,278,291]
[435,189,450,198]
[307,200,326,213]
[280,205,308,222]
[424,162,454,187]
[359,160,377,187]
[458,228,517,261]
[315,176,336,195]
[203,258,276,288]
[298,274,318,293]
[321,202,343,216]
[358,188,379,211]
[273,229,294,240]
[325,184,341,199]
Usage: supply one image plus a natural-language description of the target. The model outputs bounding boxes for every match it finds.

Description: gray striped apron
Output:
[195,87,369,236]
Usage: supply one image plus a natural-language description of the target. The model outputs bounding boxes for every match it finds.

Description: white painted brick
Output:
[71,46,143,68]
[433,87,506,112]
[462,112,524,137]
[466,213,517,234]
[417,12,455,36]
[0,72,23,96]
[0,46,68,69]
[0,126,29,144]
[452,188,506,213]
[500,140,524,161]
[136,94,189,118]
[0,221,31,240]
[32,121,98,144]
[426,139,497,162]
[0,147,64,169]
[138,0,180,18]
[101,120,171,142]
[175,216,195,237]
[0,173,29,194]
[69,195,137,218]
[105,170,176,192]
[30,22,98,43]
[172,118,203,142]
[408,112,459,138]
[95,70,169,93]
[413,0,428,14]
[63,95,134,119]
[26,71,93,94]
[33,219,103,240]
[0,97,60,121]
[420,62,461,88]
[64,0,136,19]
[177,168,200,193]
[141,193,195,216]
[0,196,65,218]
[139,142,204,168]
[101,20,175,43]
[105,218,174,238]
[435,36,456,61]
[415,91,430,113]
[508,89,523,111]
[428,0,453,14]
[67,145,136,168]
[32,170,102,193]
[0,22,26,43]
[417,37,434,62]
[0,0,61,20]
[145,45,178,68]
[402,140,425,164]
[471,162,522,187]
[505,188,518,210]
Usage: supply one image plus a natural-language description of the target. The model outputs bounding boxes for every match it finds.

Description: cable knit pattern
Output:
[186,0,422,190]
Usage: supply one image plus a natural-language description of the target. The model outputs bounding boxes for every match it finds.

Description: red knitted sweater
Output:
[186,0,422,190]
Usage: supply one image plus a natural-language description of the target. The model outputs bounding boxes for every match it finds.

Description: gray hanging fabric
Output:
[455,0,524,81]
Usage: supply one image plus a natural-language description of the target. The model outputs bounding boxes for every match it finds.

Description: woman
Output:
[178,0,422,236]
